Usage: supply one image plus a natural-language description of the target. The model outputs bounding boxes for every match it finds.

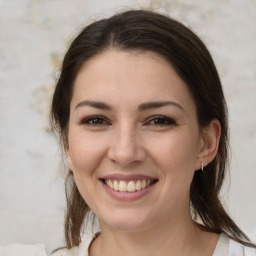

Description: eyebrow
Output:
[75,100,184,112]
[138,101,184,112]
[75,100,112,110]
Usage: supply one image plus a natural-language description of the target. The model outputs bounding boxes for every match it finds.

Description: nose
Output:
[107,124,146,167]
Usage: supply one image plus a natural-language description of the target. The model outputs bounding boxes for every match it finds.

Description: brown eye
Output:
[147,116,176,126]
[81,116,109,125]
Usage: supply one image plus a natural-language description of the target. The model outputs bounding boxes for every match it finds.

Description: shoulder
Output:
[0,243,47,256]
[51,246,79,256]
[213,233,256,256]
[229,239,256,256]
[51,233,96,256]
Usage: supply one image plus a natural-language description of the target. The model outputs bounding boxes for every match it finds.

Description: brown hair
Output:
[51,10,255,249]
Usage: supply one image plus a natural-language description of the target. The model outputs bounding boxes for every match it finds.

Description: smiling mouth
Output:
[101,179,158,192]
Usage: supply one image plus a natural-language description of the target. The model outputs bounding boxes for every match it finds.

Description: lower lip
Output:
[101,181,157,201]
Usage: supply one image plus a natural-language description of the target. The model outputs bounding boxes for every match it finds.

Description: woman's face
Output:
[66,50,204,232]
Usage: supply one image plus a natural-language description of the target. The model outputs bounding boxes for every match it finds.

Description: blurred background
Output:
[0,0,255,254]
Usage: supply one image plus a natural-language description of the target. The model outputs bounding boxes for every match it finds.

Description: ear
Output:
[195,119,221,170]
[64,142,74,171]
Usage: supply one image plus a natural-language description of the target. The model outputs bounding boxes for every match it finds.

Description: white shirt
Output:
[1,233,256,256]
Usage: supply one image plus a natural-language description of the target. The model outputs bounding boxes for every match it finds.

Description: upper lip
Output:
[100,174,158,181]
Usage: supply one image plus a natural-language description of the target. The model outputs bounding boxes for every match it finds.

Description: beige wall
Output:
[0,0,255,253]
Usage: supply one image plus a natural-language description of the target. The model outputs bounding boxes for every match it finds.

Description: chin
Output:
[99,210,155,232]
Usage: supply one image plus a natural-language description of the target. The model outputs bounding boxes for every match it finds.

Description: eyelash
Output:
[145,116,177,126]
[80,116,109,126]
[80,115,177,127]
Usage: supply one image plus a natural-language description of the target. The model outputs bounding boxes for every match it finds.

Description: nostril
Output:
[107,145,146,167]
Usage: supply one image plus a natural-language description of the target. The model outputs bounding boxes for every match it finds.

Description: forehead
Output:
[71,49,196,113]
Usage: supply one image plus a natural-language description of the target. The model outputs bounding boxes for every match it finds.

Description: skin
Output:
[66,49,221,256]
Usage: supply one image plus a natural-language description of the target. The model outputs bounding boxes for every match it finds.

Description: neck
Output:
[90,213,218,256]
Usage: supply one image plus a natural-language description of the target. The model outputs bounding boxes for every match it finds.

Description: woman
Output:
[50,10,256,256]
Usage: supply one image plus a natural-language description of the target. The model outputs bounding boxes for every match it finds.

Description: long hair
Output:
[50,10,255,249]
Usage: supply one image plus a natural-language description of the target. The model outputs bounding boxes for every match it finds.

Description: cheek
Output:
[149,130,199,171]
[150,131,199,206]
[148,130,199,199]
[68,131,107,175]
[68,132,108,209]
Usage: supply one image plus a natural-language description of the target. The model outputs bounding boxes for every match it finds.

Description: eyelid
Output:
[79,115,176,127]
[80,115,110,126]
[145,115,177,126]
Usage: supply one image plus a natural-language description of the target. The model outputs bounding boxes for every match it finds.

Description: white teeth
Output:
[109,180,113,189]
[105,179,154,192]
[135,180,142,191]
[113,180,119,191]
[119,181,127,192]
[127,181,136,192]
